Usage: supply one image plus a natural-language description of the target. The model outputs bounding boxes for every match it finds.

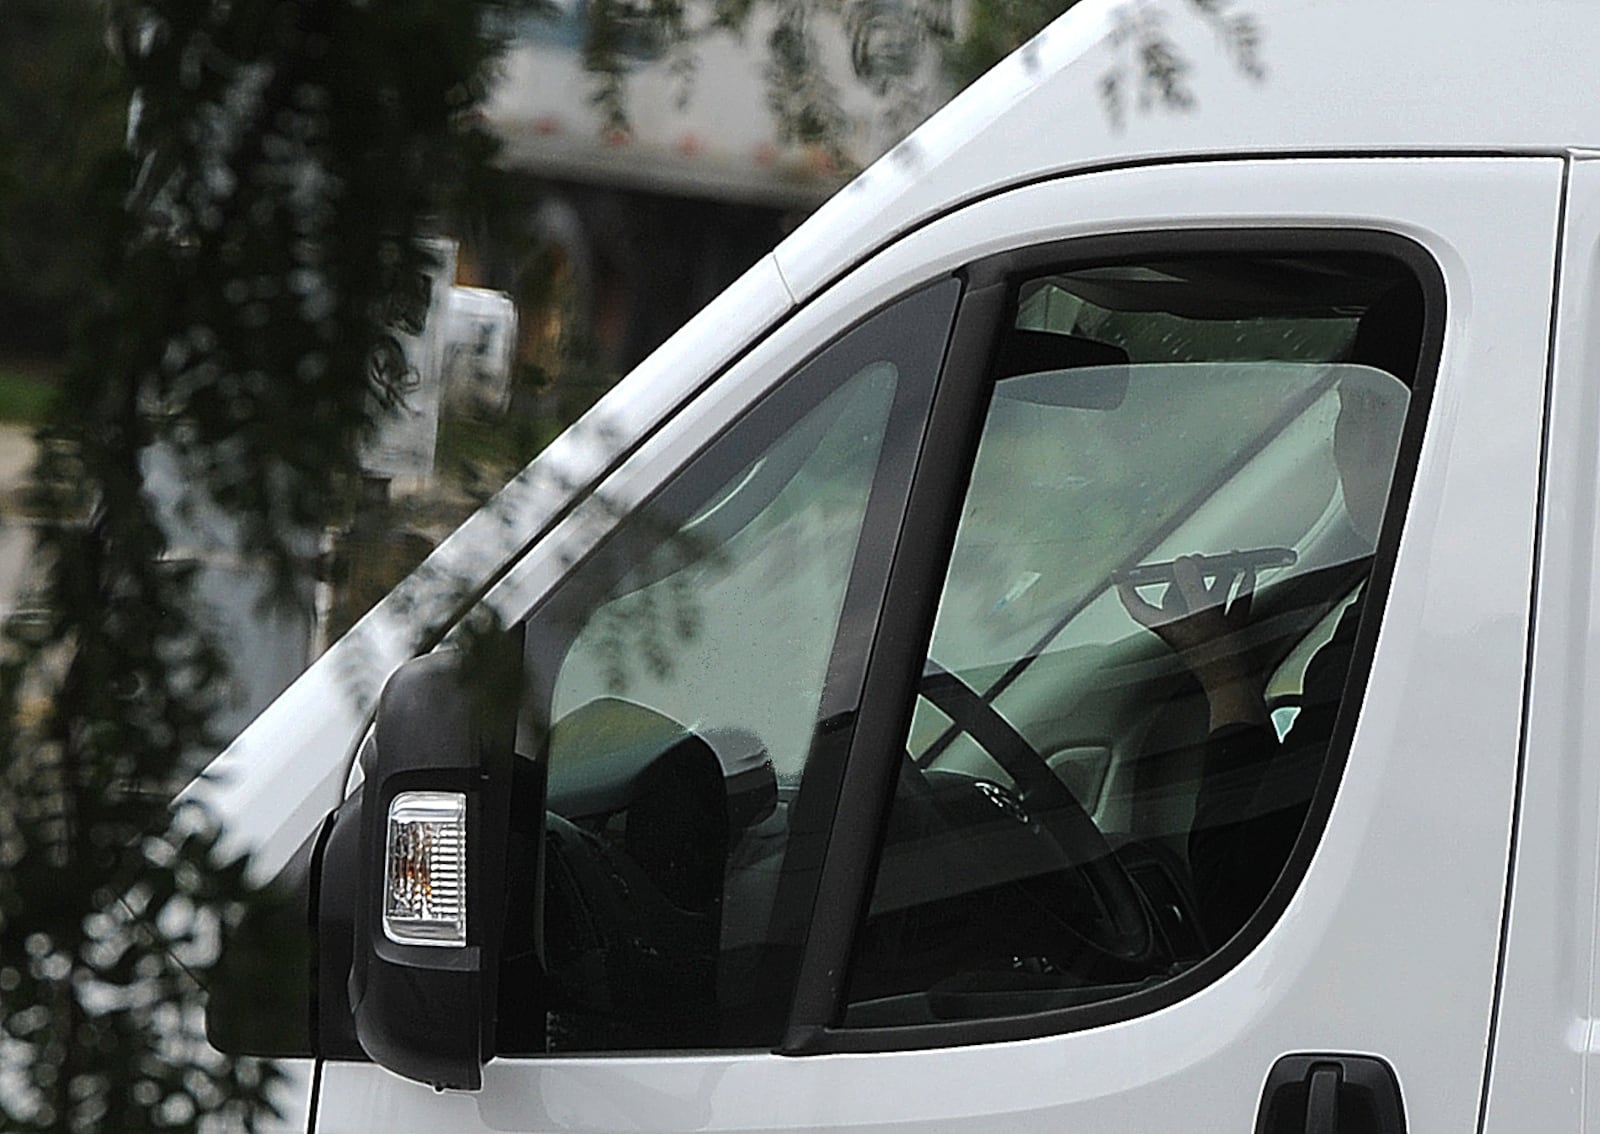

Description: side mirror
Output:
[346,641,520,1091]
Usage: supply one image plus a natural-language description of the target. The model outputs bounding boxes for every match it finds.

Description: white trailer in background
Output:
[485,2,926,209]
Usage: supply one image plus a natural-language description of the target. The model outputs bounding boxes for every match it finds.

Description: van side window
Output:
[843,254,1426,1029]
[496,282,959,1053]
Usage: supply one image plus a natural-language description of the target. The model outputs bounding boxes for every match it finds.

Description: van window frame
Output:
[779,227,1446,1055]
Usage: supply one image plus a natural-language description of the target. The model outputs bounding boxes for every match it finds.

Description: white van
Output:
[196,0,1600,1129]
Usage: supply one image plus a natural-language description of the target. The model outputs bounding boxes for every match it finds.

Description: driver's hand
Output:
[1118,555,1251,655]
[1117,556,1267,730]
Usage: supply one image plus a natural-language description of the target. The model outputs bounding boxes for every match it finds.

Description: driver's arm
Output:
[1118,557,1284,944]
[1119,564,1364,946]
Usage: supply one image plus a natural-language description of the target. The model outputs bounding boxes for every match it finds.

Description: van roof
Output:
[774,0,1596,299]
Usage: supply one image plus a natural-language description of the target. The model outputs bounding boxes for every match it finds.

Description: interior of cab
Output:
[844,255,1424,1026]
[503,253,1427,1052]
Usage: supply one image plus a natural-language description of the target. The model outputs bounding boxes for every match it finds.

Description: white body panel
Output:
[316,155,1561,1132]
[1486,151,1600,1133]
[775,0,1600,300]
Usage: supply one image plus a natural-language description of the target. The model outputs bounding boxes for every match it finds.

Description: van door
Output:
[1479,150,1600,1134]
[315,156,1560,1134]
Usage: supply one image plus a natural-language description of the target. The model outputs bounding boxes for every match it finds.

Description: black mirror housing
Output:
[347,644,518,1091]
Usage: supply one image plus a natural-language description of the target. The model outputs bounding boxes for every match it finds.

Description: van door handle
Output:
[1305,1064,1340,1134]
[1256,1054,1405,1134]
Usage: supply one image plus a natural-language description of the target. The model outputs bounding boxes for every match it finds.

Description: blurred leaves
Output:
[942,0,1079,90]
[1102,0,1265,128]
[0,0,126,358]
[576,0,1262,175]
[0,0,538,1129]
[104,0,540,593]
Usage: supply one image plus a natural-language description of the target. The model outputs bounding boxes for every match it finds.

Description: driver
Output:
[1116,286,1418,946]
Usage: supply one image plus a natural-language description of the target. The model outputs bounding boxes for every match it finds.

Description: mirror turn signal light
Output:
[383,791,467,947]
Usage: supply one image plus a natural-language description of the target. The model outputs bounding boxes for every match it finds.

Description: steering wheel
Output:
[1115,545,1298,590]
[919,663,1155,966]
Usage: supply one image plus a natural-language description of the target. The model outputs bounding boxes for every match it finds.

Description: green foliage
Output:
[0,1,536,1129]
[102,0,537,590]
[582,0,694,132]
[0,0,127,356]
[942,0,1081,91]
[0,369,57,425]
[762,1,850,154]
[944,0,1265,124]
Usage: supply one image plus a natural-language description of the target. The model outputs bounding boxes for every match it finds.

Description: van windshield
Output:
[907,251,1418,773]
[927,360,1397,683]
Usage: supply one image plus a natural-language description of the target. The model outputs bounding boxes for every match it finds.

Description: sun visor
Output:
[992,329,1130,409]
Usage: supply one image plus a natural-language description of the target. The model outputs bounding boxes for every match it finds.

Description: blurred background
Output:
[0,0,1058,743]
